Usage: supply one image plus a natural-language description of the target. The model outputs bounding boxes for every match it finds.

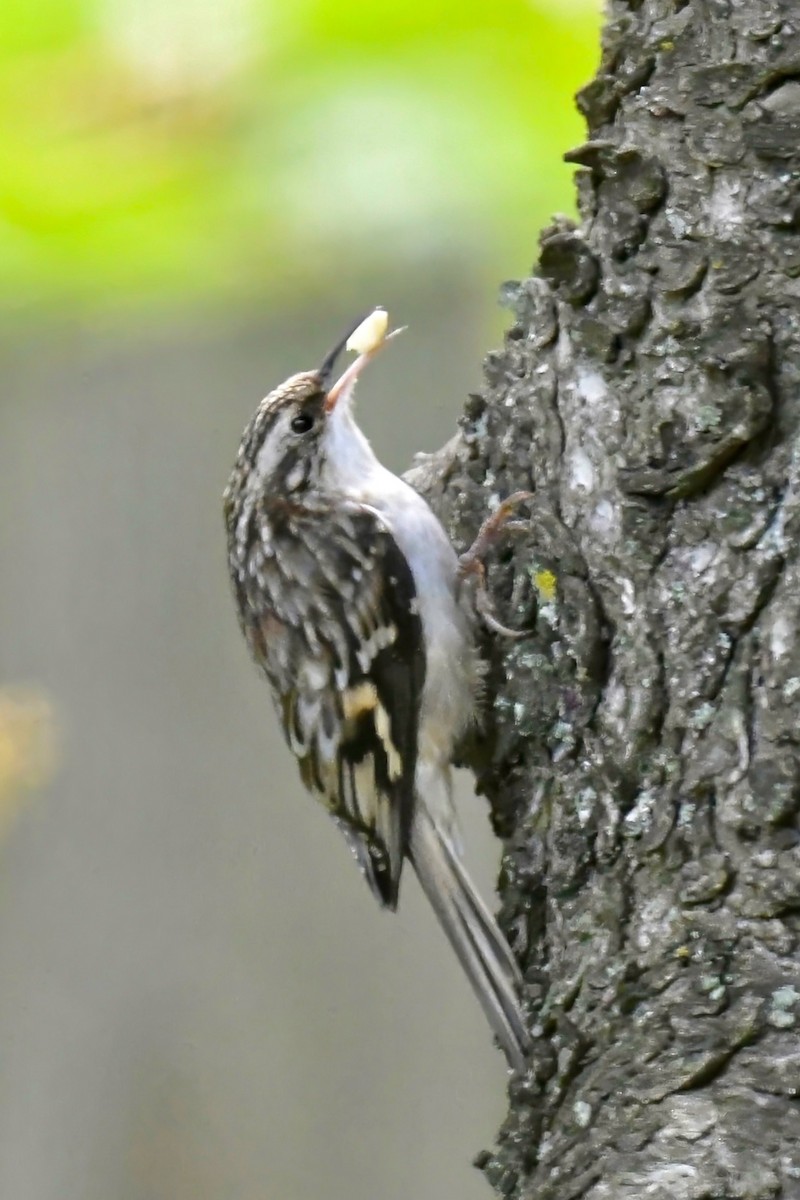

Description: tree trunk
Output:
[409,0,800,1194]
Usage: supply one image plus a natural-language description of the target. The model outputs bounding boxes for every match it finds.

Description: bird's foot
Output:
[457,492,533,639]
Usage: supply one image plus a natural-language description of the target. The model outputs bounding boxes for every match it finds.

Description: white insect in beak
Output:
[324,308,404,414]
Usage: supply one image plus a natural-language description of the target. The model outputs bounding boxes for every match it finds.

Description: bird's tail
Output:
[409,805,530,1071]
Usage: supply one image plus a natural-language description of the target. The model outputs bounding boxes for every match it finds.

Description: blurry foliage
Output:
[0,0,600,318]
[0,689,57,840]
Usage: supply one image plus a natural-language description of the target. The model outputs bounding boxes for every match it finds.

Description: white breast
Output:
[322,409,477,763]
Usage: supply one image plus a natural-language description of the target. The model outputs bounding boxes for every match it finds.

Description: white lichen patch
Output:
[576,366,607,404]
[575,787,597,828]
[623,788,655,836]
[620,577,636,616]
[709,174,744,233]
[588,498,619,540]
[665,209,687,238]
[573,1100,592,1128]
[662,1095,717,1142]
[688,701,715,730]
[569,448,596,493]
[633,1163,699,1193]
[769,613,793,660]
[687,542,717,574]
[768,1008,796,1029]
[470,412,489,441]
[604,678,627,719]
[766,986,797,1028]
[633,894,681,954]
[555,327,573,370]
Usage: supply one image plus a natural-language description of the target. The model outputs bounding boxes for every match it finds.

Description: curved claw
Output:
[475,586,528,640]
[457,491,534,639]
[457,491,533,581]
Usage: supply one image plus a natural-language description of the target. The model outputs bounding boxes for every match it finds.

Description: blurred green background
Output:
[1,0,598,319]
[0,2,599,1198]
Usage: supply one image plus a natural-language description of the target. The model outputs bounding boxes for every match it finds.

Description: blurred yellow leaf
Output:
[0,689,58,840]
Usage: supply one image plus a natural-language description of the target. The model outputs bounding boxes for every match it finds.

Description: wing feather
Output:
[250,501,425,908]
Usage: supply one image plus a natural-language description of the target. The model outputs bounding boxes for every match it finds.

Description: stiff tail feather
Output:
[409,807,530,1071]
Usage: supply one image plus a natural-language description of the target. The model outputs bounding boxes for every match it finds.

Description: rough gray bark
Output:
[409,1,800,1195]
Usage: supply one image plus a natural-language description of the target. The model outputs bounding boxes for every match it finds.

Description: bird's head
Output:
[225,309,398,512]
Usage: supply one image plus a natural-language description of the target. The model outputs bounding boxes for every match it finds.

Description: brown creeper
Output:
[223,310,530,1070]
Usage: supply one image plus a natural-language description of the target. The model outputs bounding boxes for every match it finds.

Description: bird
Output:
[223,309,530,1070]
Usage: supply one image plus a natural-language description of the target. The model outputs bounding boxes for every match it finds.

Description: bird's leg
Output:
[457,491,533,639]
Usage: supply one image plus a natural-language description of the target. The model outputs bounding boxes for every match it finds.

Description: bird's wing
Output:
[252,501,426,909]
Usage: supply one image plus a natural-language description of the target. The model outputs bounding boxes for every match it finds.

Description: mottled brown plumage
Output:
[224,313,530,1069]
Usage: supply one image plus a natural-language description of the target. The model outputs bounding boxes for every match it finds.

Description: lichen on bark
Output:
[408,0,800,1194]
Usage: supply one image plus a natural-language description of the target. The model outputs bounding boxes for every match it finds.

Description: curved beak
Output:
[322,320,404,414]
[317,311,372,387]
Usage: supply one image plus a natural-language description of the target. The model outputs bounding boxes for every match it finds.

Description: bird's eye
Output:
[290,412,315,435]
